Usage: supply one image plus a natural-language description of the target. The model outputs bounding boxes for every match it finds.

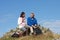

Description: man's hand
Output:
[33,26,36,29]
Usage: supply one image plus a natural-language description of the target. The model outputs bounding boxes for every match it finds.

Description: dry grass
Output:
[0,34,54,40]
[0,26,60,40]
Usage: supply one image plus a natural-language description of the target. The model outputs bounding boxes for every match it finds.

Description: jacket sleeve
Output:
[35,18,38,25]
[27,18,32,26]
[18,17,22,25]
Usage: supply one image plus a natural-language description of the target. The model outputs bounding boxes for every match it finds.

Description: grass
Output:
[0,32,54,40]
[0,25,60,40]
[0,34,53,40]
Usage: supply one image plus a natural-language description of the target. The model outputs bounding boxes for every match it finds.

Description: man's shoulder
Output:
[33,18,37,21]
[34,17,36,19]
[27,17,30,19]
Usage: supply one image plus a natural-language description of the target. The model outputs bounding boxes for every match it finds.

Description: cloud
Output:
[40,20,60,34]
[0,14,14,23]
[0,14,15,37]
[42,20,60,28]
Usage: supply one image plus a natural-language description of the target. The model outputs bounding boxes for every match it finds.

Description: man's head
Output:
[30,13,35,18]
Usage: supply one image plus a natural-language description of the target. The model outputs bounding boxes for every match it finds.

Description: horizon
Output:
[0,0,60,37]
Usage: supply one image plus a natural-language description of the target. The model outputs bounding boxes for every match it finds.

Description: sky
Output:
[0,0,60,37]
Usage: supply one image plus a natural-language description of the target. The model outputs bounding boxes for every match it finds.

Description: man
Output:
[27,13,38,35]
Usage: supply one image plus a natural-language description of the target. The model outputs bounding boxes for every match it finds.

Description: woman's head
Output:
[30,13,35,18]
[20,12,25,18]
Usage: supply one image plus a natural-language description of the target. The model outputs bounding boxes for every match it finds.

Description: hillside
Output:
[0,25,60,40]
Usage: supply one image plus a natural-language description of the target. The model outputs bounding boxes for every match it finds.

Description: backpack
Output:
[11,32,22,38]
[34,27,42,35]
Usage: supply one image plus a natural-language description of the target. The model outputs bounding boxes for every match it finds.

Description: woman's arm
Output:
[18,17,22,25]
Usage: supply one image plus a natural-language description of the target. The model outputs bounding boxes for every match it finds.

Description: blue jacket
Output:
[27,17,37,26]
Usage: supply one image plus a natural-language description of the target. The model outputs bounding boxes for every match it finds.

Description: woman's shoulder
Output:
[18,17,22,19]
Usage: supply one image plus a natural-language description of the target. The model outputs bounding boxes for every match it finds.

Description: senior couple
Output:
[18,12,38,35]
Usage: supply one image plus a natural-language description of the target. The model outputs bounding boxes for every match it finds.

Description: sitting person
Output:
[11,12,27,37]
[18,12,27,36]
[27,13,38,35]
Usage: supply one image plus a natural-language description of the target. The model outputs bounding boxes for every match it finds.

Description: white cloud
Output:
[42,20,60,28]
[0,14,14,23]
[40,20,60,34]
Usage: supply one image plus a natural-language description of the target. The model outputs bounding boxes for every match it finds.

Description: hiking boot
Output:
[30,33,34,35]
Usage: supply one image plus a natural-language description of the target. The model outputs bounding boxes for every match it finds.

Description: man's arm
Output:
[35,18,38,25]
[34,18,38,27]
[27,17,32,26]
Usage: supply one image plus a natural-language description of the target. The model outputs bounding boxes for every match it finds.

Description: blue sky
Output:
[0,0,60,37]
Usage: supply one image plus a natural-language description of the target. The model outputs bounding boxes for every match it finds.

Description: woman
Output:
[18,12,26,31]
